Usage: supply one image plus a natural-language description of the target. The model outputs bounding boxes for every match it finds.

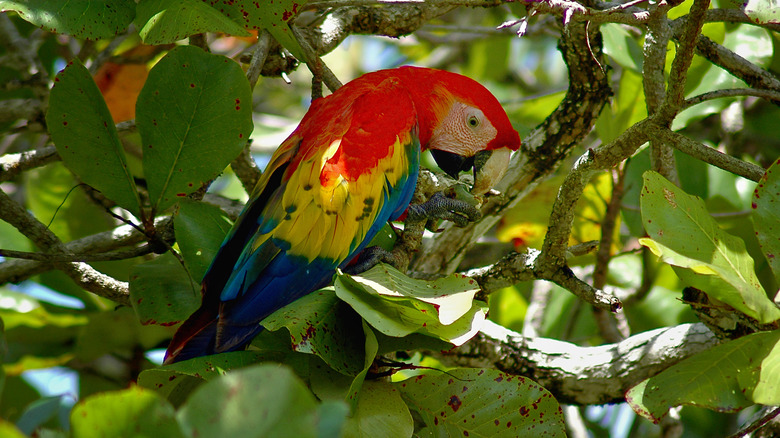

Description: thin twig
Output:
[655,129,765,183]
[727,406,780,438]
[684,88,780,109]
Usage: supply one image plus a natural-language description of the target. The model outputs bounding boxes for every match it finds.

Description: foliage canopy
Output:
[1,0,780,437]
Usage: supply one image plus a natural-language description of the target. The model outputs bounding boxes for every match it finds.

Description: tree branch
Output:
[0,187,132,305]
[0,146,59,183]
[655,129,766,183]
[430,320,718,405]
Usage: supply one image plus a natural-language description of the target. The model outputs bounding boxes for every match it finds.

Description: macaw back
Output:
[165,70,422,363]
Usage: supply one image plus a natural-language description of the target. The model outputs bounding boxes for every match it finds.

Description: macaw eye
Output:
[467,115,480,128]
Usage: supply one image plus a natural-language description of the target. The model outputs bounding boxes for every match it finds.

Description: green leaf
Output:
[71,385,185,438]
[258,2,306,60]
[0,419,26,438]
[627,330,780,422]
[25,162,115,244]
[74,307,171,362]
[601,23,643,72]
[136,45,253,213]
[0,317,5,395]
[640,171,780,323]
[129,253,200,326]
[397,368,566,437]
[346,321,379,408]
[135,0,250,44]
[752,158,780,289]
[174,199,233,283]
[305,321,379,414]
[46,59,141,216]
[16,395,69,435]
[201,0,307,60]
[177,364,322,438]
[0,0,135,39]
[507,90,565,136]
[335,264,487,345]
[139,351,275,407]
[595,69,646,144]
[466,36,509,82]
[1,289,86,372]
[316,401,350,438]
[262,289,366,376]
[744,0,780,25]
[342,381,413,438]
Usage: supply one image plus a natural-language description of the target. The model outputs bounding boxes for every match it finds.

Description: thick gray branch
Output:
[431,320,718,405]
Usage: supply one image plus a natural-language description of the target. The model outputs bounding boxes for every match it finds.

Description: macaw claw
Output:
[343,246,396,275]
[406,191,482,228]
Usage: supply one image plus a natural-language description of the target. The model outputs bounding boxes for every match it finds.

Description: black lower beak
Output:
[431,149,474,179]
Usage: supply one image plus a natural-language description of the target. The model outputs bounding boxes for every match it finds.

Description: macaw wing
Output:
[167,76,423,360]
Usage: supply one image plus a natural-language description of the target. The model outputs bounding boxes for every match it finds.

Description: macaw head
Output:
[404,68,521,196]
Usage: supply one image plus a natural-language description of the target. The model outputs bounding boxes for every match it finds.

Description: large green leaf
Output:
[342,381,413,438]
[0,420,25,438]
[627,330,780,422]
[335,264,487,345]
[601,23,643,72]
[0,0,135,39]
[136,45,253,214]
[397,368,566,437]
[46,59,141,216]
[129,253,200,326]
[177,364,329,438]
[744,0,780,24]
[262,289,366,376]
[74,307,172,362]
[139,351,280,407]
[174,199,233,283]
[752,158,780,289]
[200,0,307,60]
[71,385,184,438]
[135,0,250,44]
[640,171,780,323]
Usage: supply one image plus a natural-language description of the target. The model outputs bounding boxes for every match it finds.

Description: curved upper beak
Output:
[471,148,511,196]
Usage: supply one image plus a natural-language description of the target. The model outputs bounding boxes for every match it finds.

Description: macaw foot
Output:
[406,191,482,228]
[343,246,398,275]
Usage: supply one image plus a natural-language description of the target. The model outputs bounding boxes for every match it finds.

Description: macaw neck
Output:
[391,67,452,151]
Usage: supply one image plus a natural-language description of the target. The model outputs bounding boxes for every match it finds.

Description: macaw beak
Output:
[430,148,512,196]
[471,148,511,196]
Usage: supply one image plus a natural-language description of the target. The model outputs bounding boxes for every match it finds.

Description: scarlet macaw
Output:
[165,66,521,363]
